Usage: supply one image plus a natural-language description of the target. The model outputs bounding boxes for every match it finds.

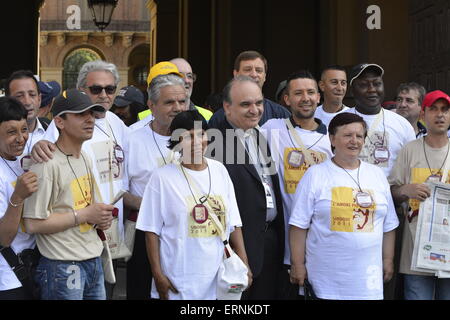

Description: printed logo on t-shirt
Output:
[330,187,376,233]
[360,131,390,167]
[91,140,122,184]
[71,174,93,233]
[283,148,327,194]
[408,168,450,219]
[187,195,227,238]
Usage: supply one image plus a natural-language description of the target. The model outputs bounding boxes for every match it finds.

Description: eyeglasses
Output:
[181,72,197,82]
[87,85,117,95]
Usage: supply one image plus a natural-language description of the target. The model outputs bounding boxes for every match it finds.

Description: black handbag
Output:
[303,278,318,300]
[0,246,41,299]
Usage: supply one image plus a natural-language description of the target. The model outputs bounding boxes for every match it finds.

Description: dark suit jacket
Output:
[208,118,285,277]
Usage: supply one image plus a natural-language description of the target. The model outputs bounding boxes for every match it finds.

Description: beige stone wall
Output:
[39,0,151,90]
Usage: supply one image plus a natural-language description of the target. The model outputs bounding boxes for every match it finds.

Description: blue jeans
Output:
[35,256,106,300]
[404,274,450,300]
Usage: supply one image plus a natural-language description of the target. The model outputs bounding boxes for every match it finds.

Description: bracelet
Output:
[9,197,23,208]
[73,211,80,227]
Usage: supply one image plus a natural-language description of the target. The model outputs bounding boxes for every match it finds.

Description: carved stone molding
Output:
[122,32,134,48]
[40,32,48,46]
[55,32,66,47]
[104,33,114,47]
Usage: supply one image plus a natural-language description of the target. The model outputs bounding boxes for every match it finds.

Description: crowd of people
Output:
[0,49,450,301]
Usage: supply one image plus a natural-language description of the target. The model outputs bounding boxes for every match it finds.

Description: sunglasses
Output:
[88,85,117,95]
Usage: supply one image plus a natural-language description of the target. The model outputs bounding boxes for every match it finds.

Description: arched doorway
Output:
[63,48,103,90]
[128,44,150,92]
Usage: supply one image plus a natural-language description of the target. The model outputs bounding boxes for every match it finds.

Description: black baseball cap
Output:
[52,89,105,117]
[113,86,146,107]
[349,63,384,86]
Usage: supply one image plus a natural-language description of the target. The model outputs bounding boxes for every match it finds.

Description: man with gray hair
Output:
[209,75,285,300]
[125,68,188,299]
[30,60,132,299]
[395,82,427,138]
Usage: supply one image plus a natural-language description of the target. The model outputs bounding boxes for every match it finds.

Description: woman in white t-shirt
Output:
[0,97,38,299]
[289,112,399,300]
[136,110,251,300]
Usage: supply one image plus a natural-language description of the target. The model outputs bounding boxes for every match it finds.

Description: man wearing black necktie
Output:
[208,76,284,299]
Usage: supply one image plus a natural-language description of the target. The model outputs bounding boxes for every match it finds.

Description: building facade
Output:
[0,0,448,104]
[39,0,152,92]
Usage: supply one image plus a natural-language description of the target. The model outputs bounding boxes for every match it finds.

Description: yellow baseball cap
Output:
[146,61,184,86]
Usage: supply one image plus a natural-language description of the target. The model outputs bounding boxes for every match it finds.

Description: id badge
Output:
[192,204,208,224]
[356,192,373,208]
[262,176,274,209]
[426,174,442,183]
[373,147,389,162]
[114,144,125,163]
[287,150,304,168]
[20,155,33,172]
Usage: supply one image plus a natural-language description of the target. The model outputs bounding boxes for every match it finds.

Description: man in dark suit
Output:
[208,75,284,300]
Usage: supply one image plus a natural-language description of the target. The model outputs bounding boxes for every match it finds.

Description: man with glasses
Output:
[31,60,132,299]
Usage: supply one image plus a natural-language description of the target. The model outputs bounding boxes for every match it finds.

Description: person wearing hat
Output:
[31,60,132,299]
[315,65,349,128]
[37,80,61,121]
[5,70,48,166]
[389,90,450,300]
[348,63,415,177]
[23,89,114,300]
[111,85,146,127]
[134,61,212,130]
[274,80,288,109]
[125,72,188,299]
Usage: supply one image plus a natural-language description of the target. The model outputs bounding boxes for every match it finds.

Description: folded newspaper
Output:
[412,181,450,277]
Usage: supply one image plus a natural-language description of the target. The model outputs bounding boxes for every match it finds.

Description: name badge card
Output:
[192,204,208,224]
[373,147,389,163]
[20,155,33,172]
[288,150,304,168]
[426,174,442,183]
[356,192,373,208]
[262,176,274,209]
[114,144,125,163]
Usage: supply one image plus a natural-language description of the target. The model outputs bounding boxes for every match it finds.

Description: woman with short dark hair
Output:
[136,110,251,299]
[0,96,38,299]
[289,112,398,300]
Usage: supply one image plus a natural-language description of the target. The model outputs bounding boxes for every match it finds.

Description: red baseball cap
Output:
[422,90,450,110]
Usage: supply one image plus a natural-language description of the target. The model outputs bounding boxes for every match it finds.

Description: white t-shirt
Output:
[0,158,35,291]
[289,159,399,300]
[129,114,154,132]
[43,111,130,237]
[314,105,350,128]
[127,123,173,197]
[347,108,416,177]
[136,158,242,300]
[261,118,333,264]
